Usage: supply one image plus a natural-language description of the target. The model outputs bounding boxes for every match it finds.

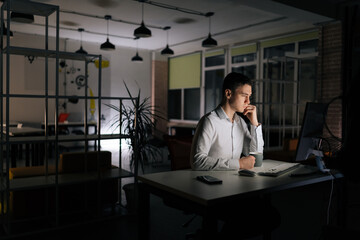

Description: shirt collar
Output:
[215,105,240,123]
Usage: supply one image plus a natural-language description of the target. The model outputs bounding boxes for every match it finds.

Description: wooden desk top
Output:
[138,160,341,206]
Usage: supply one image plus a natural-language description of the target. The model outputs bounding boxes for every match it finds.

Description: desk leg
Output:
[34,144,39,166]
[138,183,150,240]
[25,143,30,166]
[10,144,17,168]
[202,210,218,240]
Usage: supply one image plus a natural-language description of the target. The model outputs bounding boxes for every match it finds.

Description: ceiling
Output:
[3,0,336,54]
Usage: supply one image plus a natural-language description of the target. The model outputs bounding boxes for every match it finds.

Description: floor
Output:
[1,149,360,240]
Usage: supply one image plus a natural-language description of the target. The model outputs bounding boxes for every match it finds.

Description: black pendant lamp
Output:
[75,28,88,54]
[131,52,143,62]
[202,12,217,48]
[161,26,174,56]
[10,12,34,23]
[131,37,143,62]
[134,2,151,38]
[100,15,115,50]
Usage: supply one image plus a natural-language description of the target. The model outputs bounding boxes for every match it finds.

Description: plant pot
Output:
[123,183,136,212]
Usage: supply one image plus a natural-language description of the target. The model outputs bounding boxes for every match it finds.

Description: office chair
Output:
[163,135,199,236]
[163,134,193,170]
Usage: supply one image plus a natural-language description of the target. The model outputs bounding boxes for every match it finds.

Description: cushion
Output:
[9,165,56,179]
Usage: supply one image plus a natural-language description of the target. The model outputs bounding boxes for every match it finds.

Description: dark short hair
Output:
[222,72,251,98]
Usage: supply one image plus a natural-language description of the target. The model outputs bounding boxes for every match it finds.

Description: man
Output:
[191,72,264,170]
[190,72,279,238]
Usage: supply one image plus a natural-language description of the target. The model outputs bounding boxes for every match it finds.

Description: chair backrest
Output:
[164,135,193,170]
[283,138,298,151]
[60,151,112,173]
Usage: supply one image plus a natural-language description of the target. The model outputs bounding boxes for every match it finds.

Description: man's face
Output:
[227,84,252,113]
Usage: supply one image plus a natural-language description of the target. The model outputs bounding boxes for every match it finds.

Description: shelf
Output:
[2,0,58,17]
[55,172,98,186]
[3,46,100,61]
[0,0,137,233]
[101,168,134,179]
[56,168,133,186]
[2,168,133,191]
[2,134,130,144]
[8,176,55,191]
[4,94,134,100]
[98,134,131,140]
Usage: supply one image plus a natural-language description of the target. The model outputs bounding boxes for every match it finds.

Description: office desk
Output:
[2,122,19,127]
[4,127,44,137]
[41,121,97,135]
[41,122,98,155]
[137,160,343,239]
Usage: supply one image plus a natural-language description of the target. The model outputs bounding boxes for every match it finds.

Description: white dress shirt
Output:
[190,105,264,170]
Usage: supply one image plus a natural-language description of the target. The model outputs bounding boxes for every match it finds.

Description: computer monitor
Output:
[295,102,328,162]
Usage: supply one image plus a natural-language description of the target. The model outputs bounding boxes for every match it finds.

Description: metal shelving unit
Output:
[0,0,137,236]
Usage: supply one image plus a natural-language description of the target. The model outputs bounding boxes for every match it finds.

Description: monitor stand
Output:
[307,149,330,173]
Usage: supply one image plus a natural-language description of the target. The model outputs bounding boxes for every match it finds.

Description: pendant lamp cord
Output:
[166,30,169,44]
[107,19,109,38]
[142,3,144,21]
[80,29,83,47]
[208,16,211,33]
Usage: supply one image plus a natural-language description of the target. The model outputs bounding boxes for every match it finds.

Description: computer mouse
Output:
[238,169,256,177]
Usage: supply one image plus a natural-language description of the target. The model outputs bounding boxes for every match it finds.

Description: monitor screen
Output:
[295,102,328,161]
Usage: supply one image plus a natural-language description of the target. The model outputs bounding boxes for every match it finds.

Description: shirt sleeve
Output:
[190,116,240,171]
[249,123,264,154]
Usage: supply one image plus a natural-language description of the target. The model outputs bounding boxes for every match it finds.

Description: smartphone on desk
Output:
[196,175,223,184]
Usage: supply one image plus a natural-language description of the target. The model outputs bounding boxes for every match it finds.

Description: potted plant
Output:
[105,82,164,211]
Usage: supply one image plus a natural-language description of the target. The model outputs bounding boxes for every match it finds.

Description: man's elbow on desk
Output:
[191,156,240,171]
[190,157,210,171]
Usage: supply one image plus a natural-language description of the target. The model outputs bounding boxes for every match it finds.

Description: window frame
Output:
[258,39,318,150]
[168,52,202,123]
[202,48,227,116]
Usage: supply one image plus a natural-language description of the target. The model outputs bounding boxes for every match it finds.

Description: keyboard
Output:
[258,162,300,177]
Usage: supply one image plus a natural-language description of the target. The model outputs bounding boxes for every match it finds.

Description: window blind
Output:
[231,43,257,56]
[260,31,318,48]
[169,52,201,89]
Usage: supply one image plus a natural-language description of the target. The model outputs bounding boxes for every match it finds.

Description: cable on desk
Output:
[326,171,335,225]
